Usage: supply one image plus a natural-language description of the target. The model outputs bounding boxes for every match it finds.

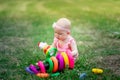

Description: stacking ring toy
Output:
[50,56,58,72]
[38,61,46,73]
[44,58,53,73]
[56,53,65,71]
[26,42,75,78]
[61,52,69,67]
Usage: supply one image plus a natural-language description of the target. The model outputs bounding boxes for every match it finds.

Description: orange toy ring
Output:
[43,45,48,53]
[43,45,50,54]
[36,73,49,78]
[50,56,58,73]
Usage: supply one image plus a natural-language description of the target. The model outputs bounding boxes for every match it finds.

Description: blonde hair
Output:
[53,18,71,33]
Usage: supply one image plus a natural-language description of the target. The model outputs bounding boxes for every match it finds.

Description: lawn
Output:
[0,0,120,80]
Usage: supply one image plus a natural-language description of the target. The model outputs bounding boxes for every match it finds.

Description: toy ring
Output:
[44,58,53,73]
[50,72,60,77]
[56,53,65,71]
[46,47,57,57]
[43,45,50,54]
[92,68,103,74]
[50,56,58,72]
[66,50,74,69]
[25,67,35,74]
[61,52,69,67]
[38,61,46,73]
[36,73,49,78]
[29,64,39,74]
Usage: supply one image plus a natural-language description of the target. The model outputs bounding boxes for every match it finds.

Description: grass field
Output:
[0,0,120,80]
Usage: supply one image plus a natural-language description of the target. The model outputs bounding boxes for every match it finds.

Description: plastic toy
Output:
[92,68,103,74]
[38,42,57,58]
[25,42,74,78]
[79,73,87,80]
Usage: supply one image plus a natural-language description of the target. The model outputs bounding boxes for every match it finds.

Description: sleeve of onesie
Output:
[69,39,78,57]
[51,37,57,48]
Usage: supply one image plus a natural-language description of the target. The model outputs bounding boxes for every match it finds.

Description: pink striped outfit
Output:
[53,36,78,61]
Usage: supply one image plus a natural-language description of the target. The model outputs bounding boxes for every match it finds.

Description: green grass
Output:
[0,0,120,80]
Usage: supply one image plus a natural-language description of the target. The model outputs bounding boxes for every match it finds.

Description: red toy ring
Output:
[66,50,74,69]
[43,45,50,54]
[38,61,46,73]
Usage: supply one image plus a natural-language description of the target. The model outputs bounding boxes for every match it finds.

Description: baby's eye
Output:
[59,33,63,35]
[55,32,58,34]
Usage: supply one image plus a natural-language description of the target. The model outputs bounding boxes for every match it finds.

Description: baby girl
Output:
[52,18,79,60]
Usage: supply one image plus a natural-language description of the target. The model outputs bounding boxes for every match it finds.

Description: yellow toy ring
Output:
[61,52,69,67]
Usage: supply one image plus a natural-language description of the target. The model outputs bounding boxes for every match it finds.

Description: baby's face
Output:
[54,28,69,41]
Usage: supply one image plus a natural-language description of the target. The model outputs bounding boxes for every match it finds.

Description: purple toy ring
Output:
[29,64,39,74]
[56,53,65,71]
[25,67,35,74]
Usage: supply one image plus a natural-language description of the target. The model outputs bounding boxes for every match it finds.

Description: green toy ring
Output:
[46,47,57,58]
[45,58,53,73]
[50,72,60,77]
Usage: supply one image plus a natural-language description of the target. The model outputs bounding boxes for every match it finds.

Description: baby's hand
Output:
[72,50,78,56]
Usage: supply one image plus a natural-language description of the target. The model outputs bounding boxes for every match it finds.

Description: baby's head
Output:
[53,18,71,33]
[53,18,71,40]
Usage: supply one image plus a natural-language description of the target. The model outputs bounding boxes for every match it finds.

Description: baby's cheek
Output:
[54,34,58,38]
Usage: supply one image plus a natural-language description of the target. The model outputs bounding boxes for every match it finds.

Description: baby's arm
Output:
[51,43,55,48]
[51,37,57,48]
[70,40,78,57]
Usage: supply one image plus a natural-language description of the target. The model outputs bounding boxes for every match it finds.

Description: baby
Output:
[52,18,79,61]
